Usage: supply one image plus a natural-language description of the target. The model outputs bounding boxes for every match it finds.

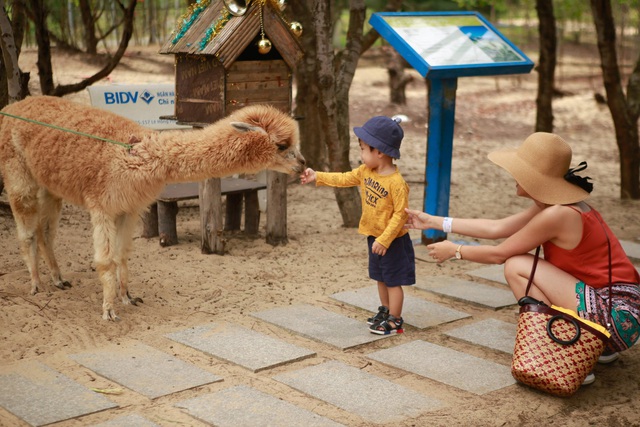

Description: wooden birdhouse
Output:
[158,0,304,254]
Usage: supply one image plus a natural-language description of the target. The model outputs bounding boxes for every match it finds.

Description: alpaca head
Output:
[226,105,305,175]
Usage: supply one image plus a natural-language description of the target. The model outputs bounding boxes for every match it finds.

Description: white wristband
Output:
[442,217,453,233]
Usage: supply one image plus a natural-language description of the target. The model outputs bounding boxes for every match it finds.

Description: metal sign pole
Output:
[423,77,458,244]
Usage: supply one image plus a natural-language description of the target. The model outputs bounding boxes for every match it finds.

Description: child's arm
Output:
[300,168,316,185]
[301,166,363,187]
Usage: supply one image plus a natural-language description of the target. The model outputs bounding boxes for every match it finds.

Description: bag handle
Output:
[523,246,541,298]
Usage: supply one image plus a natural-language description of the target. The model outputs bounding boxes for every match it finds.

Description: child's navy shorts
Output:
[367,233,415,287]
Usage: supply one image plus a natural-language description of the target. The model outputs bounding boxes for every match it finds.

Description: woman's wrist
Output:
[442,217,452,233]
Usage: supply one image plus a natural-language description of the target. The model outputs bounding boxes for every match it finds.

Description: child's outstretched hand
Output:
[300,168,316,185]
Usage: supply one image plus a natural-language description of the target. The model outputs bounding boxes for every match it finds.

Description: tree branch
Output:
[51,0,136,97]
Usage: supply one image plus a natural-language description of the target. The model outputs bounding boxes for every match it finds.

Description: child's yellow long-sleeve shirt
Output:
[316,164,409,249]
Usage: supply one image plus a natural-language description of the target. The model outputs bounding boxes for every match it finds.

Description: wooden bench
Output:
[145,178,266,247]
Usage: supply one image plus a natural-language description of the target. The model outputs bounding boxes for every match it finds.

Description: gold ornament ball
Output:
[290,21,303,37]
[258,38,272,54]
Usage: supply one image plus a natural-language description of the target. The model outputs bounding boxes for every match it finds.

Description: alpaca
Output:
[0,95,305,321]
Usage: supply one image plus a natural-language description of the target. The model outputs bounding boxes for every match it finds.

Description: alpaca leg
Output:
[37,189,71,290]
[90,211,120,321]
[114,213,142,306]
[5,178,43,295]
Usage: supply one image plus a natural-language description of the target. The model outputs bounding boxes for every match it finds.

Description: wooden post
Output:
[158,201,179,246]
[141,203,159,238]
[224,193,243,231]
[266,171,288,245]
[200,178,225,254]
[244,191,260,235]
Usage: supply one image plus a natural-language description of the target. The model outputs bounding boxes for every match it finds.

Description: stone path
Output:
[0,240,638,426]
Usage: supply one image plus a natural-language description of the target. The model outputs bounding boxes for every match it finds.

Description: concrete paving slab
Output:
[466,264,507,285]
[0,361,117,427]
[93,414,160,427]
[251,304,389,350]
[621,240,640,261]
[367,340,516,395]
[444,318,517,354]
[175,385,344,427]
[415,276,517,309]
[330,286,471,328]
[166,323,316,372]
[273,360,443,424]
[69,342,221,399]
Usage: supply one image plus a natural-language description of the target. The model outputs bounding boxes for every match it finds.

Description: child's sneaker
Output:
[369,315,403,335]
[367,305,389,325]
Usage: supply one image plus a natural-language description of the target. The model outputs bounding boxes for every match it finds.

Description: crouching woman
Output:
[405,133,640,373]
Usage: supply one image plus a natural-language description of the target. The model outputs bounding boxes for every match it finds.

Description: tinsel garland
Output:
[171,0,212,45]
[172,0,292,48]
[199,10,232,50]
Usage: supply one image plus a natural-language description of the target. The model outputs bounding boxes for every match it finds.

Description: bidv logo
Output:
[104,90,155,105]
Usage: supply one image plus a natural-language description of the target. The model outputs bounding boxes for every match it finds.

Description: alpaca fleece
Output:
[0,96,305,320]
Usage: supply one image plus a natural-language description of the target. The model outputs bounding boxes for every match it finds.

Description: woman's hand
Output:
[404,208,433,230]
[426,240,457,263]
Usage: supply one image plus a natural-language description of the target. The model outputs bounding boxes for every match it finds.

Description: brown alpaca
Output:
[0,96,305,320]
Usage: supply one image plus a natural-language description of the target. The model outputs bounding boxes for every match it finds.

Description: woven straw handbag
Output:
[511,242,612,397]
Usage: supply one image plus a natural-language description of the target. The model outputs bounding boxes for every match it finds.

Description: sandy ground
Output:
[1,45,640,426]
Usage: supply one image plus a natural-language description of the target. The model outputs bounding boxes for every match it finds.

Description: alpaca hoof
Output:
[55,280,72,290]
[29,287,39,296]
[102,310,120,321]
[125,292,143,306]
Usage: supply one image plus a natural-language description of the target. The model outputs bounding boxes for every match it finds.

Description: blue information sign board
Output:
[369,12,533,78]
[369,12,533,243]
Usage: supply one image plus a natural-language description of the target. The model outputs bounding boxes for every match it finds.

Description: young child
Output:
[300,116,415,334]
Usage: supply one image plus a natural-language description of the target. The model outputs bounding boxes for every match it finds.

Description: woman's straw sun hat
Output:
[487,132,591,205]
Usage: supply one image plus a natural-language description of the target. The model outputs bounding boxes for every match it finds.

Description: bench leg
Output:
[158,201,179,247]
[225,193,243,231]
[141,202,159,238]
[244,191,260,235]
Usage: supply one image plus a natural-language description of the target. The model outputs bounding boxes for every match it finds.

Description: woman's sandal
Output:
[369,315,404,335]
[367,305,389,325]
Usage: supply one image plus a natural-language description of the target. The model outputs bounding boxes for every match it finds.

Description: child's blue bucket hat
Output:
[354,116,404,159]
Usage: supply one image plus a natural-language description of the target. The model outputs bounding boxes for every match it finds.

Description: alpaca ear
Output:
[231,122,267,134]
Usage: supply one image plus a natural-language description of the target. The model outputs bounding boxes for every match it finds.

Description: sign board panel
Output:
[369,12,533,79]
[87,83,189,130]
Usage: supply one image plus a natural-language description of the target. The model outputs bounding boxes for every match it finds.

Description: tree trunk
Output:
[147,0,158,45]
[291,1,401,227]
[52,0,137,97]
[387,47,412,105]
[590,0,640,199]
[291,0,361,227]
[78,0,98,54]
[29,0,55,95]
[534,0,556,132]
[290,1,326,171]
[0,2,22,104]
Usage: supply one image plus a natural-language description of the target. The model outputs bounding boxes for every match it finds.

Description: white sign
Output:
[87,83,189,130]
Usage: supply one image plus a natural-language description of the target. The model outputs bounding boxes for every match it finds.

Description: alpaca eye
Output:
[276,144,288,151]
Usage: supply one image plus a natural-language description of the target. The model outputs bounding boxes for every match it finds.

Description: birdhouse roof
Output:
[159,0,303,70]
